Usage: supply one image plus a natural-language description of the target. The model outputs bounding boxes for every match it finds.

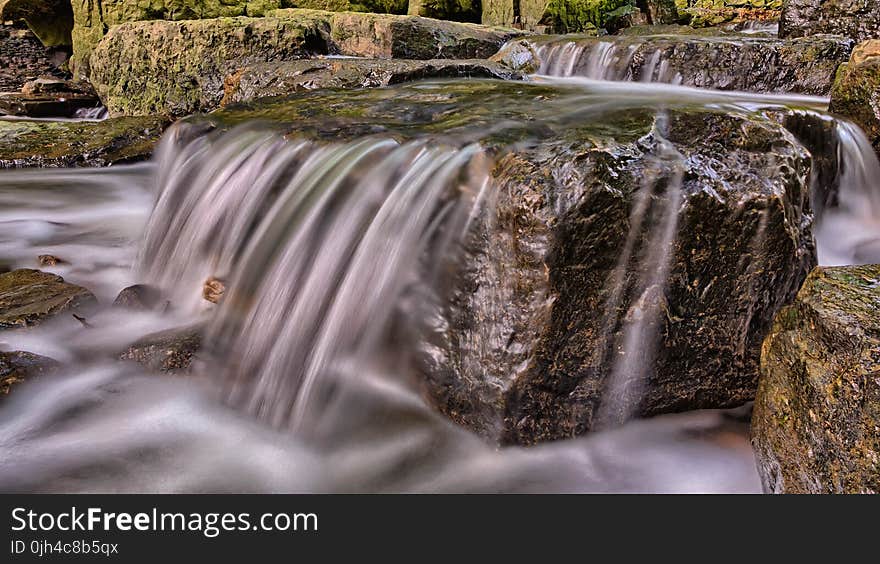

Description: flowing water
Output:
[1,67,879,492]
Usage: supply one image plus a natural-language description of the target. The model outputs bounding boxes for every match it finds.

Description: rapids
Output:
[1,76,878,493]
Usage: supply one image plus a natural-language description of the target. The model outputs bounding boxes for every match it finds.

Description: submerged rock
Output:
[752,264,880,493]
[0,269,97,329]
[830,40,880,157]
[113,285,163,311]
[205,80,817,443]
[0,115,170,167]
[89,10,523,116]
[222,58,522,105]
[119,326,203,374]
[524,33,853,95]
[0,350,58,397]
[780,0,880,43]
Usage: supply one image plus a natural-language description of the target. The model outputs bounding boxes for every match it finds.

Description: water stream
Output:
[1,67,878,493]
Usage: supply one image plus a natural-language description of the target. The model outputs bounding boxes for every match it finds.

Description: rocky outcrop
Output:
[0,0,73,47]
[524,33,853,95]
[221,58,521,105]
[780,0,880,43]
[677,0,782,28]
[69,0,286,77]
[830,40,880,157]
[408,0,480,23]
[0,269,97,328]
[0,115,170,167]
[1,350,58,397]
[204,79,817,444]
[119,326,202,373]
[752,264,880,494]
[88,10,523,116]
[482,0,641,33]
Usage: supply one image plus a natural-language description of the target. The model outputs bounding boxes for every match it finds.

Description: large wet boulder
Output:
[0,0,73,47]
[0,269,97,328]
[780,0,880,43]
[222,58,522,105]
[1,350,58,398]
[89,10,523,116]
[0,115,170,167]
[522,33,853,95]
[204,79,817,444]
[752,264,880,493]
[830,40,880,157]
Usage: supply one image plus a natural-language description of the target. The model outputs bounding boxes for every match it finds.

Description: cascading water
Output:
[1,75,879,492]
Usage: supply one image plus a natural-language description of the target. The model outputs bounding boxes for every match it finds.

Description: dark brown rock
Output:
[113,284,163,311]
[0,269,97,329]
[0,350,58,397]
[780,0,880,43]
[119,326,202,374]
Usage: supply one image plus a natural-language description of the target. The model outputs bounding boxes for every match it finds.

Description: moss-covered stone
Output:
[676,0,782,28]
[205,80,817,443]
[69,0,285,78]
[0,0,73,47]
[408,0,480,23]
[752,264,880,493]
[0,115,170,167]
[830,40,880,158]
[780,0,880,43]
[1,350,58,397]
[222,58,522,106]
[89,11,523,116]
[482,0,639,32]
[0,269,97,328]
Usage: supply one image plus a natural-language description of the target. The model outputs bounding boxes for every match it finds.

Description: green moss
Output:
[538,0,635,32]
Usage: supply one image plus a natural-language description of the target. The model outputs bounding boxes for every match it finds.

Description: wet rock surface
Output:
[89,10,522,116]
[119,326,203,374]
[0,269,97,329]
[0,115,170,167]
[0,350,58,397]
[206,80,817,443]
[526,33,853,95]
[780,0,880,43]
[677,0,782,28]
[113,284,163,311]
[222,58,522,105]
[830,40,880,157]
[752,264,880,493]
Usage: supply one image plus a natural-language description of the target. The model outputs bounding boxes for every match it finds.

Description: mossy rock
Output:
[89,11,524,116]
[0,269,97,328]
[830,40,880,158]
[482,0,638,32]
[752,264,880,493]
[204,79,816,443]
[408,0,481,23]
[676,0,782,28]
[0,115,170,167]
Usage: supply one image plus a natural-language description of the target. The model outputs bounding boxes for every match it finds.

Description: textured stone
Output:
[780,0,880,43]
[0,0,73,47]
[0,269,97,328]
[0,350,58,397]
[119,326,202,374]
[752,264,880,493]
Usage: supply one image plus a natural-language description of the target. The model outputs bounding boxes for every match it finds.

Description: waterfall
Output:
[139,125,492,433]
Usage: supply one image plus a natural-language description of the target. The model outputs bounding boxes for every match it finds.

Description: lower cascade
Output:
[2,3,880,494]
